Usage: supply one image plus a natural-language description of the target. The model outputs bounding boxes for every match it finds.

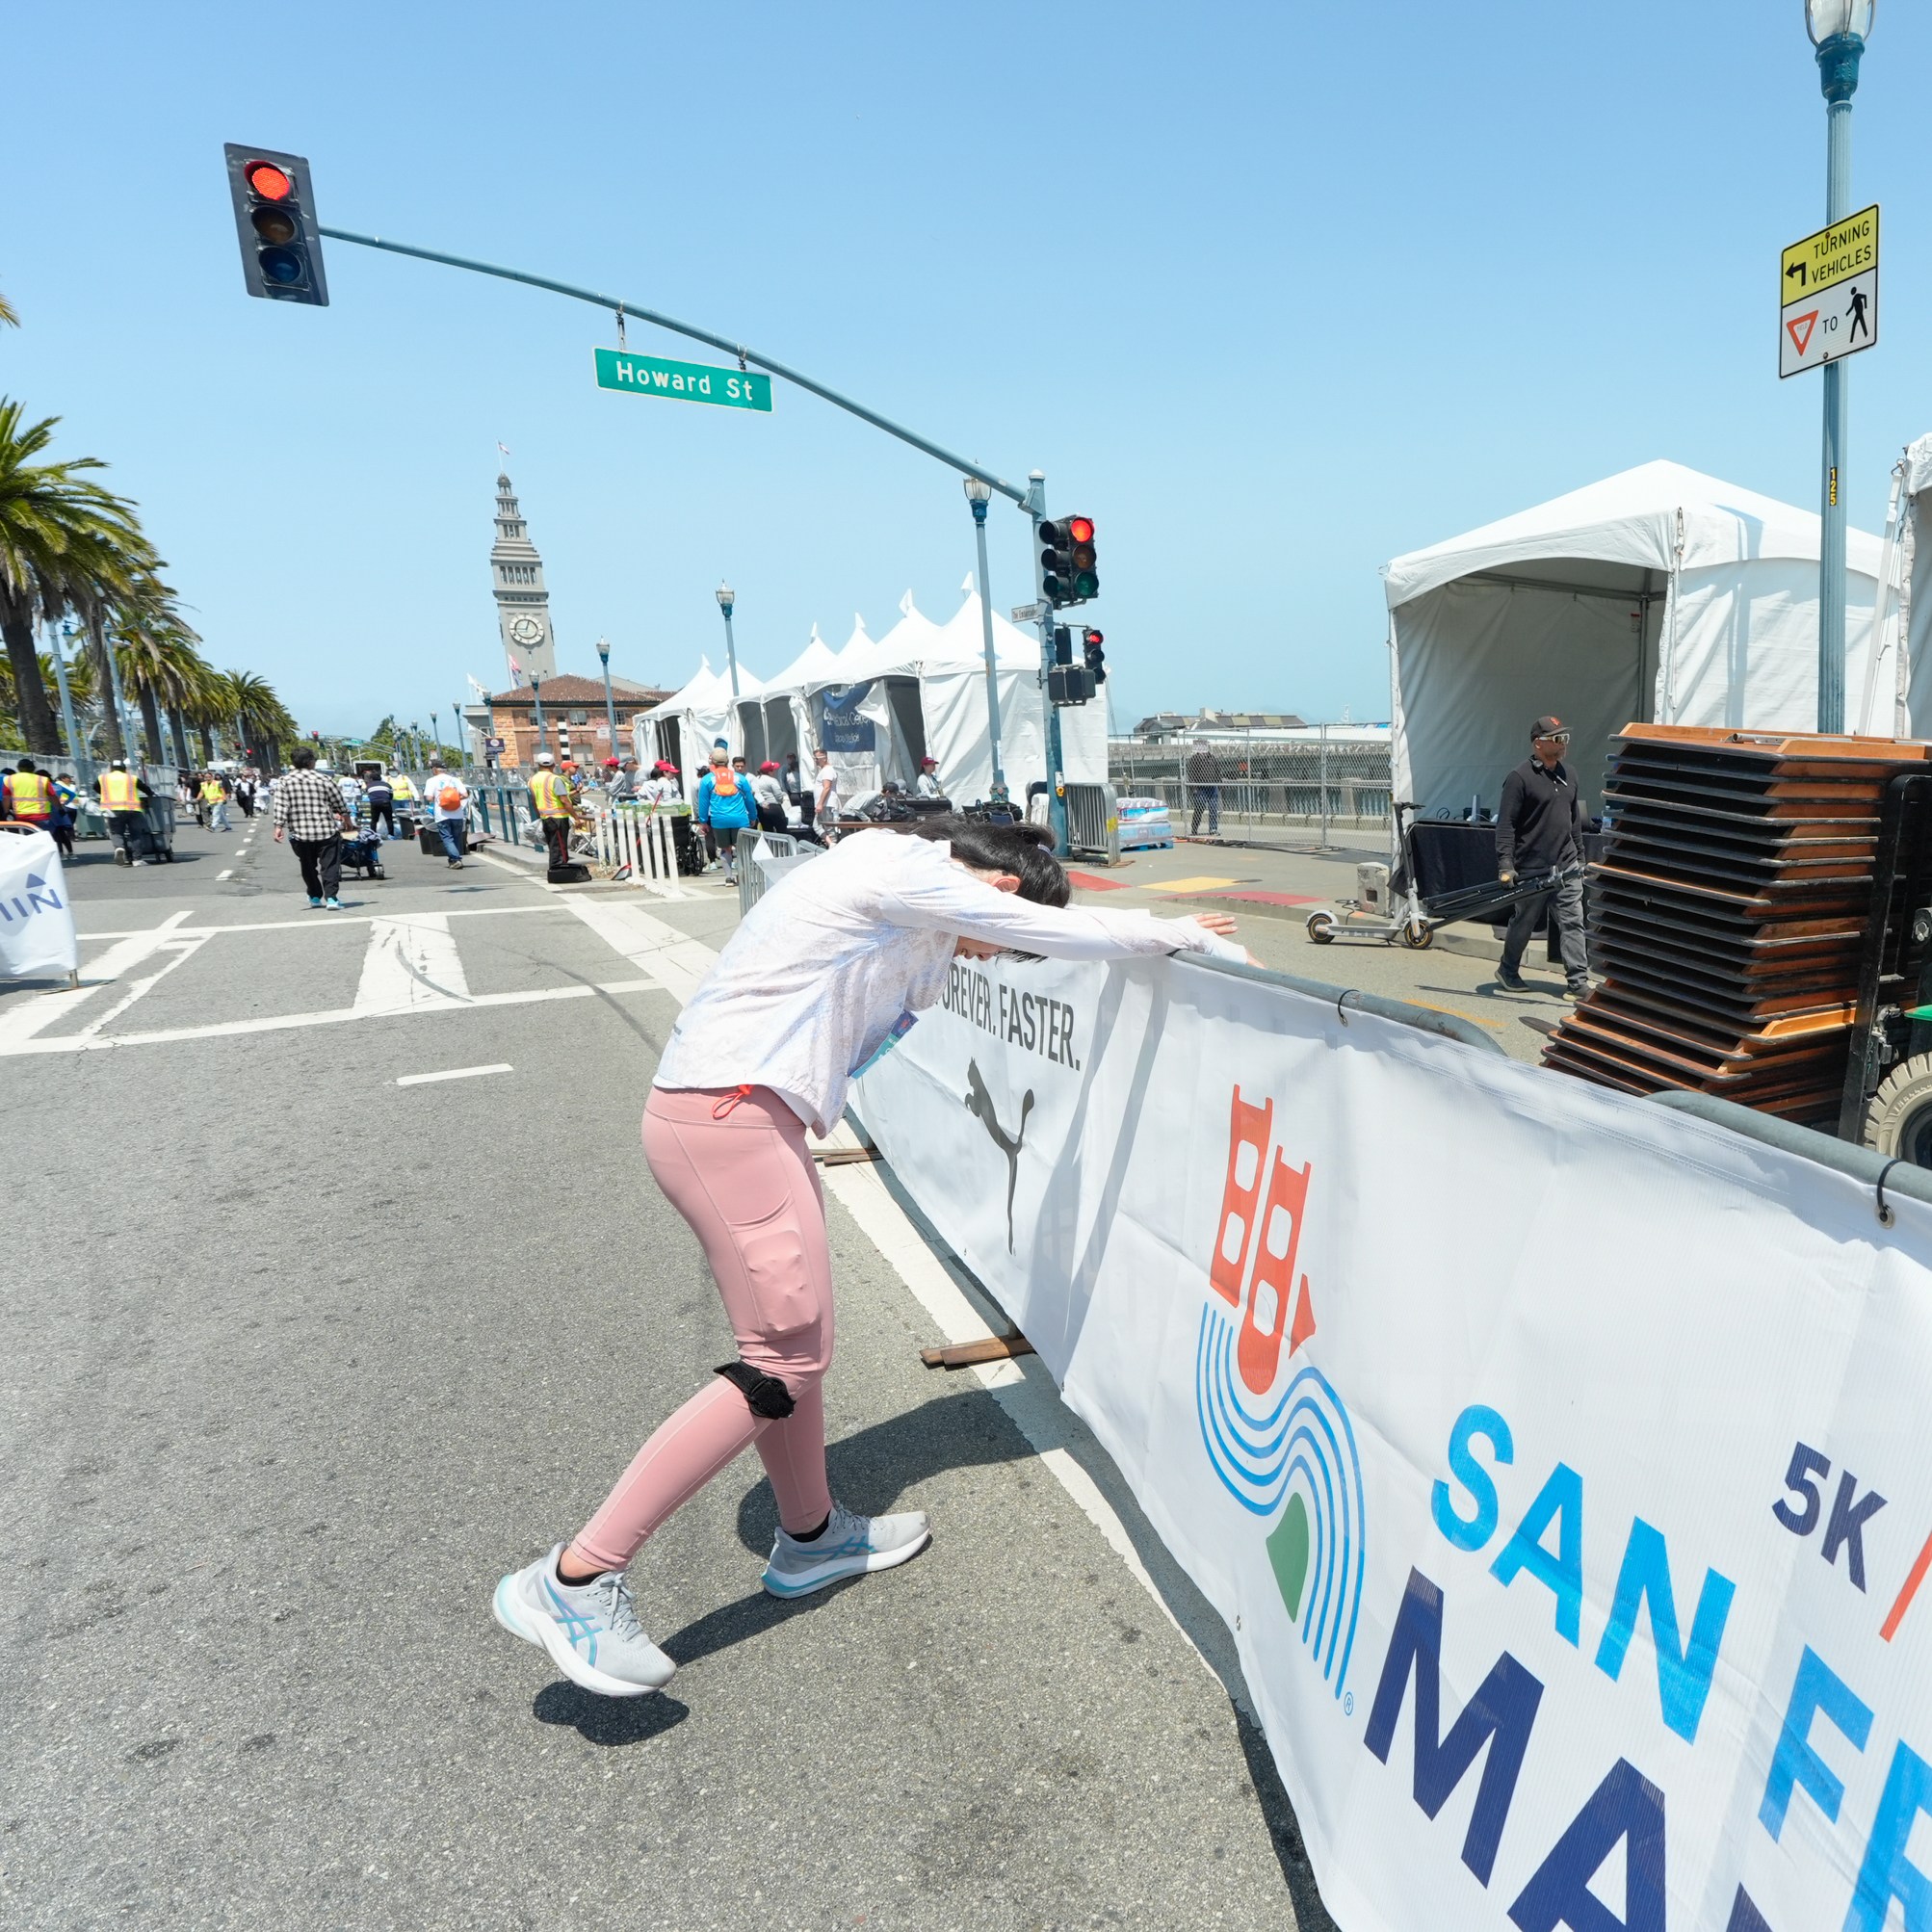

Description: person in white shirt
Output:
[492,816,1245,1699]
[426,761,469,868]
[813,748,841,838]
[915,757,943,799]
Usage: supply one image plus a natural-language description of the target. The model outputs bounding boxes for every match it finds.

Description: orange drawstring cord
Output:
[712,1083,755,1119]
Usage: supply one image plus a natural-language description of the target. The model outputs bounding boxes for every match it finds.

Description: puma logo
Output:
[965,1058,1034,1254]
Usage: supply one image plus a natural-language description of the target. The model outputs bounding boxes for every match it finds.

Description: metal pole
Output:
[969,493,1006,796]
[596,641,618,768]
[531,679,547,757]
[49,620,83,769]
[457,695,472,769]
[1815,29,1864,734]
[102,631,138,767]
[1318,723,1330,851]
[1025,472,1070,857]
[720,606,741,697]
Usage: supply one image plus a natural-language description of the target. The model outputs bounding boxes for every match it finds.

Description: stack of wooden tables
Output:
[1542,723,1932,1124]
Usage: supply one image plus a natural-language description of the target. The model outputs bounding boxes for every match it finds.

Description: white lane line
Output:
[352,913,471,1014]
[234,849,248,856]
[559,897,716,1003]
[217,870,233,880]
[69,906,562,941]
[0,911,196,1051]
[397,1062,513,1087]
[556,894,1213,1680]
[3,978,659,1055]
[74,937,209,1039]
[470,845,694,901]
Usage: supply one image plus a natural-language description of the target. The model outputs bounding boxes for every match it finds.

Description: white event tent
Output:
[636,657,768,794]
[1384,460,1884,815]
[756,623,849,775]
[1876,431,1932,740]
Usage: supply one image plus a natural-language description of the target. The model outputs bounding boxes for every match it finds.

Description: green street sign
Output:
[594,347,771,412]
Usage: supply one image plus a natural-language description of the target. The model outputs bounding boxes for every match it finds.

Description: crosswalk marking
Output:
[352,914,471,1014]
[0,911,196,1052]
[560,897,717,1003]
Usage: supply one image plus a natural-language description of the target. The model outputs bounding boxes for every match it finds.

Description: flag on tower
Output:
[508,654,525,687]
[496,441,511,457]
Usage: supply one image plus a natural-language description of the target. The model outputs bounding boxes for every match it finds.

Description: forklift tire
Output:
[1862,1054,1932,1168]
[1399,918,1433,951]
[1305,911,1337,946]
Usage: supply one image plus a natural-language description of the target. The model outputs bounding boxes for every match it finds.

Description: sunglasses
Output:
[1537,731,1571,744]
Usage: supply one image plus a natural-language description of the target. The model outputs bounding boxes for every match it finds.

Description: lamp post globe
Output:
[595,636,619,769]
[715,584,740,699]
[1805,0,1874,44]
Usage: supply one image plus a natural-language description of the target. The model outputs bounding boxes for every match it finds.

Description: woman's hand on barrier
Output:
[1193,913,1239,938]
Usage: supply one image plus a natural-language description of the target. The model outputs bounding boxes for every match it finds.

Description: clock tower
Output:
[489,470,559,683]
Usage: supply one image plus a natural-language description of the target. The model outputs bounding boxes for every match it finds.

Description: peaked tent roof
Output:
[763,624,848,696]
[930,588,1046,671]
[822,592,946,685]
[1383,459,1884,610]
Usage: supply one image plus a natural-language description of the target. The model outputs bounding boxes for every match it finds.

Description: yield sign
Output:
[1787,308,1820,357]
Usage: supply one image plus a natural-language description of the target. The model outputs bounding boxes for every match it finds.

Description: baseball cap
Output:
[1531,716,1570,741]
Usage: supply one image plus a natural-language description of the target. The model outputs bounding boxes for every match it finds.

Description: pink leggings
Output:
[569,1086,835,1571]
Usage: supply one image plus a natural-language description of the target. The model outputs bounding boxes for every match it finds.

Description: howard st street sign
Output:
[594,347,772,412]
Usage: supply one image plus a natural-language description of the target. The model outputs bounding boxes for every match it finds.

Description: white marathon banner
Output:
[852,951,1932,1932]
[0,827,78,980]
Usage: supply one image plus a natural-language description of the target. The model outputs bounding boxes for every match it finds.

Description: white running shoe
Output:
[761,1501,930,1599]
[492,1545,676,1697]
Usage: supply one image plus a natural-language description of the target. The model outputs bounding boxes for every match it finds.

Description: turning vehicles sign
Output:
[1780,204,1878,379]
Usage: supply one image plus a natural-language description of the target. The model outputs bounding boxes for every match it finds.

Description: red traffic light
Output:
[1067,516,1094,544]
[245,160,295,200]
[1083,629,1104,648]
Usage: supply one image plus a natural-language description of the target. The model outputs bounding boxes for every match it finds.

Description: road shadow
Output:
[1236,1707,1341,1928]
[531,1681,691,1747]
[727,1389,1030,1561]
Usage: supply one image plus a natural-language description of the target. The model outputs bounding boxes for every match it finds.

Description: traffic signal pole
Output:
[314,226,1031,512]
[1025,473,1071,857]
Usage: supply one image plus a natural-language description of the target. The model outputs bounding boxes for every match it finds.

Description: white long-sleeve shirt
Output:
[654,828,1241,1134]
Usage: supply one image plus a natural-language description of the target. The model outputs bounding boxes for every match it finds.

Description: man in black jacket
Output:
[1495,716,1589,997]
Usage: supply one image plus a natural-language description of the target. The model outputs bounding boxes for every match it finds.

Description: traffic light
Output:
[1082,628,1107,685]
[1053,625,1074,666]
[223,144,329,305]
[1039,515,1098,608]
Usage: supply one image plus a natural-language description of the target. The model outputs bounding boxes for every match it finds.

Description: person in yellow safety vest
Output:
[3,756,53,826]
[97,760,152,866]
[529,750,576,871]
[198,770,233,832]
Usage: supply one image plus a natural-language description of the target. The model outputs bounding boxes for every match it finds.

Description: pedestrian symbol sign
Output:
[1779,204,1878,379]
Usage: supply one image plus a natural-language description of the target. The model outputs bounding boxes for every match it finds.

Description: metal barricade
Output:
[1062,782,1121,864]
[591,802,685,884]
[737,831,821,916]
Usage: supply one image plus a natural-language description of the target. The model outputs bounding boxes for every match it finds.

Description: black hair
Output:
[906,814,1069,908]
[16,757,36,773]
[291,745,317,769]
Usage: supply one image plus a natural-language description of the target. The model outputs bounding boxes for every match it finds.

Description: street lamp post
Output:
[596,637,619,769]
[531,677,547,761]
[1807,0,1875,735]
[50,619,84,770]
[964,477,1006,799]
[716,584,742,700]
[101,626,139,766]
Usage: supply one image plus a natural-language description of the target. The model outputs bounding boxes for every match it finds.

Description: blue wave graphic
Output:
[1196,1307,1368,1698]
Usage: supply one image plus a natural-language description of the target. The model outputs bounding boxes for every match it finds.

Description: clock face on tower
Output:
[509,615,544,646]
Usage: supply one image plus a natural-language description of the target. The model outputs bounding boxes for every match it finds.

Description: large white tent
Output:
[1384,460,1884,815]
[757,622,849,775]
[925,587,1109,803]
[1875,432,1932,739]
[637,657,766,793]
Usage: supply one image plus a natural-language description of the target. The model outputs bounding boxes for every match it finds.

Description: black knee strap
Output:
[714,1361,796,1420]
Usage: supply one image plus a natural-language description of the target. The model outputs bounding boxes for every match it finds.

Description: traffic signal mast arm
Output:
[314,224,1029,509]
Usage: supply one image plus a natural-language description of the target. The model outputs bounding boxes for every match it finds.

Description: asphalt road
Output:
[2,815,1335,1931]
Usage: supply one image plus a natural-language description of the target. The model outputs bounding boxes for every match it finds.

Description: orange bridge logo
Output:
[1196,1084,1367,1700]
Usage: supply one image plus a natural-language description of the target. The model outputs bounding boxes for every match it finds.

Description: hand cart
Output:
[1304,802,1563,951]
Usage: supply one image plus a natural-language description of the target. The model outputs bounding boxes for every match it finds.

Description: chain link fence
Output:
[1107,726,1392,845]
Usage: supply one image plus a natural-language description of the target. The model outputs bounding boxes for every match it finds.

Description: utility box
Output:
[1356,862,1392,915]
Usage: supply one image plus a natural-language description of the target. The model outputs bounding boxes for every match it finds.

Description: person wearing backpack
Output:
[426,760,469,868]
[695,749,755,884]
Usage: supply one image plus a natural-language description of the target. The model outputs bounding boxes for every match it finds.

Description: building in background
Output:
[486,674,670,769]
[490,471,560,685]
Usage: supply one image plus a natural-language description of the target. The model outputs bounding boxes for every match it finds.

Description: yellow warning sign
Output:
[1782,204,1878,304]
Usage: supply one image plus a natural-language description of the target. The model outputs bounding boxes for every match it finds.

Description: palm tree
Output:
[223,669,290,766]
[54,522,153,765]
[0,399,144,755]
[0,290,17,328]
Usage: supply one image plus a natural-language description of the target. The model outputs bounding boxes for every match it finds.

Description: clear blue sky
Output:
[10,0,1931,737]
